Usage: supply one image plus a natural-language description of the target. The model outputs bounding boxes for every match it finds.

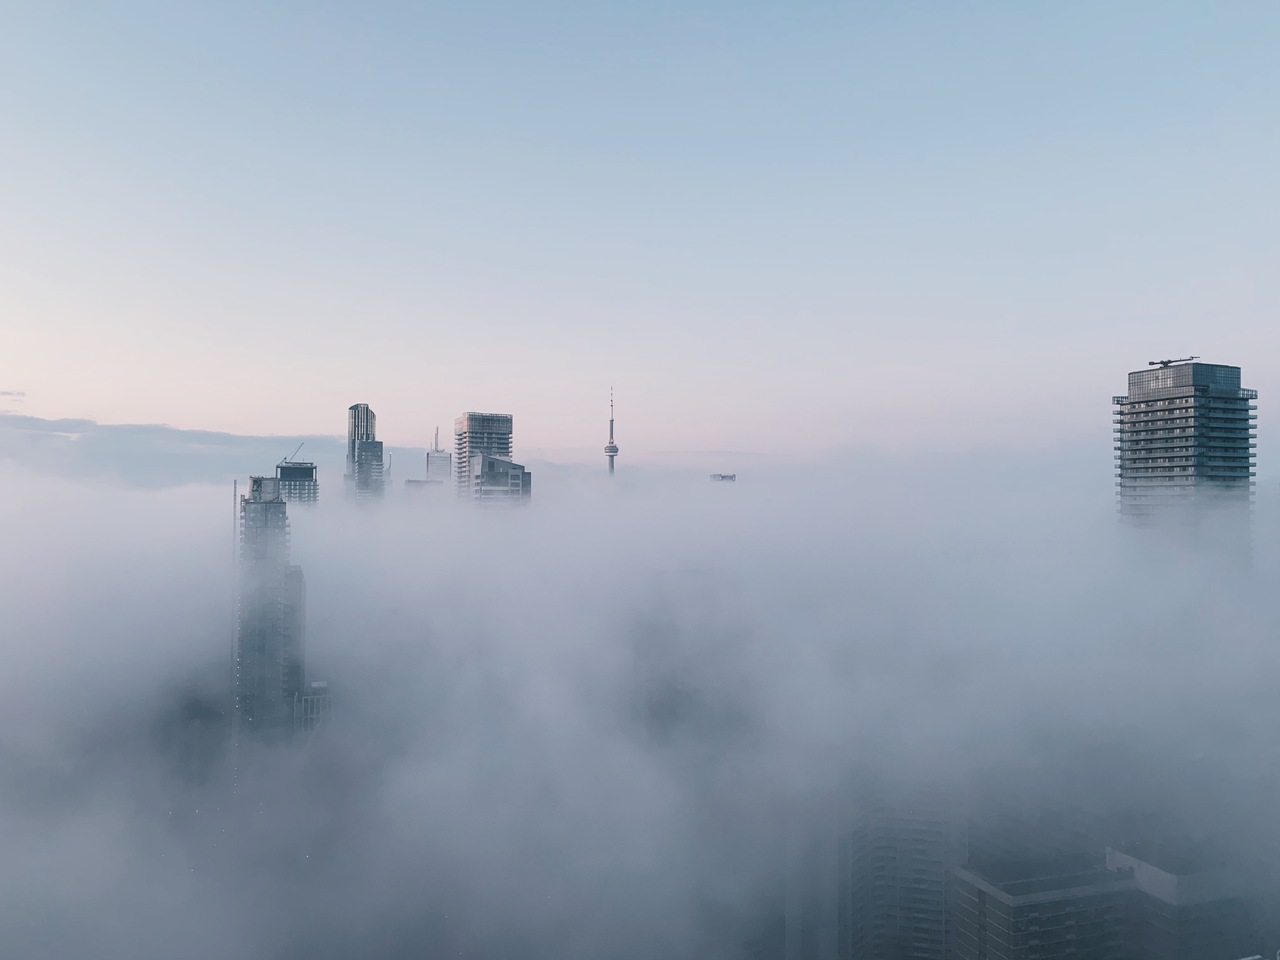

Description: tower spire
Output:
[604,387,619,475]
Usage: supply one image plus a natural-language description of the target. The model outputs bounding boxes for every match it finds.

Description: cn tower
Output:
[604,389,619,475]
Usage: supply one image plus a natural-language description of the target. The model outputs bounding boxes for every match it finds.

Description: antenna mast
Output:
[604,387,619,476]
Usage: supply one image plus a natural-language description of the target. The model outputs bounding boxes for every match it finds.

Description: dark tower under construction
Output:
[234,476,329,750]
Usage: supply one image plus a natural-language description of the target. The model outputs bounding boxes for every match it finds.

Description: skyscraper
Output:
[459,451,532,504]
[454,412,531,504]
[1113,360,1256,524]
[345,403,385,501]
[604,389,618,475]
[235,477,307,741]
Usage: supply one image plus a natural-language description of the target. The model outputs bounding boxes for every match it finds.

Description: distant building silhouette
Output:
[345,403,384,501]
[844,783,966,960]
[950,859,1130,960]
[235,477,307,742]
[1106,845,1261,960]
[604,389,618,475]
[427,426,452,484]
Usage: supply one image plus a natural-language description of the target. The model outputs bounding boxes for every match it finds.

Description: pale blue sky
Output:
[2,2,1277,462]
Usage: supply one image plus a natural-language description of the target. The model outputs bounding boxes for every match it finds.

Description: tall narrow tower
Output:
[604,389,619,475]
[345,403,385,501]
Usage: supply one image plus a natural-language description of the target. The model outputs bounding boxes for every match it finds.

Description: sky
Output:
[2,2,1278,462]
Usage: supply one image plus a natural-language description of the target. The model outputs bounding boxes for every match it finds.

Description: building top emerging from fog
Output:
[276,460,318,503]
[1113,360,1256,523]
[346,403,385,501]
[454,411,531,505]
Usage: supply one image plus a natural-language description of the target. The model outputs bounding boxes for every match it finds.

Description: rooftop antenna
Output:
[604,387,619,476]
[279,442,304,465]
[1148,356,1199,367]
[433,426,440,452]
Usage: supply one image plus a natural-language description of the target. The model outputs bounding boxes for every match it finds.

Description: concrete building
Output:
[842,785,966,960]
[1113,360,1256,524]
[460,451,531,504]
[235,477,307,741]
[454,412,531,502]
[275,460,318,503]
[454,412,514,496]
[1105,846,1260,960]
[950,859,1131,960]
[345,403,385,501]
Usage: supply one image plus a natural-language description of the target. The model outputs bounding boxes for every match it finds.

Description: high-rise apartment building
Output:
[235,477,307,741]
[345,403,385,501]
[275,459,319,503]
[454,412,530,502]
[454,412,513,492]
[842,784,967,960]
[1113,361,1256,523]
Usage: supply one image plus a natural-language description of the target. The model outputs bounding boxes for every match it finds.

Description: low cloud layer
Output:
[0,459,1277,958]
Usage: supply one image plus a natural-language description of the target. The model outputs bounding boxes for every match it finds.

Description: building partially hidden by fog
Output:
[950,859,1131,960]
[345,403,385,501]
[427,426,451,484]
[1105,845,1260,960]
[407,427,453,496]
[1113,360,1256,525]
[275,459,318,503]
[235,476,329,745]
[844,784,966,960]
[454,412,531,504]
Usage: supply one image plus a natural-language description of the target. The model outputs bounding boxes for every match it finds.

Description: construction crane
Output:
[1148,356,1199,367]
[279,442,304,465]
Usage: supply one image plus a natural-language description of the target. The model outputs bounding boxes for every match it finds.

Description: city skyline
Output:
[3,4,1280,956]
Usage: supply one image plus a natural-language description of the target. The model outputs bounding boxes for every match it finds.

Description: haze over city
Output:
[2,4,1279,960]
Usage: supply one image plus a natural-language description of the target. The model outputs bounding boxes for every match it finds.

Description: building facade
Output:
[842,785,967,960]
[345,403,385,501]
[1105,847,1260,960]
[1113,362,1256,523]
[454,412,531,501]
[460,451,532,504]
[950,860,1131,960]
[454,412,514,496]
[235,477,307,741]
[276,460,319,503]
